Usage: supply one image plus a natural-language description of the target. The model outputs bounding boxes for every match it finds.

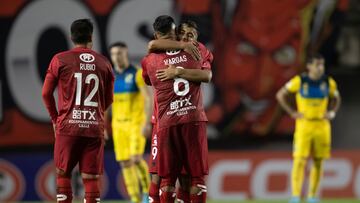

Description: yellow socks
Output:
[122,165,141,203]
[291,157,307,197]
[135,159,150,194]
[308,158,323,198]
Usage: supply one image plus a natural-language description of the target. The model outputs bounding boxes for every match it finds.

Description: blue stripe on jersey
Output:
[113,65,139,93]
[299,74,329,99]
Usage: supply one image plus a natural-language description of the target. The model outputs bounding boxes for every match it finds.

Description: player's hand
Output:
[182,41,201,61]
[290,111,304,119]
[142,122,152,138]
[156,65,179,81]
[324,110,336,120]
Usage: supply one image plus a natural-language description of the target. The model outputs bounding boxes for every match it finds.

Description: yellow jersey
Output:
[285,73,339,121]
[112,65,145,127]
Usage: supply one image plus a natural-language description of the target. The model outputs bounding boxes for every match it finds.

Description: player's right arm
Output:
[42,56,60,133]
[276,75,303,119]
[148,39,201,61]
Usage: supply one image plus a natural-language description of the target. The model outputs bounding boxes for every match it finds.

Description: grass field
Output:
[20,200,359,203]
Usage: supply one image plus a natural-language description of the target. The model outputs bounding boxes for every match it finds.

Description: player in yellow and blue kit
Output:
[276,54,341,203]
[107,42,152,203]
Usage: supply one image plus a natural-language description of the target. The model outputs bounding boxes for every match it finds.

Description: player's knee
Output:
[312,158,323,168]
[190,177,207,195]
[81,173,99,179]
[131,155,142,164]
[151,173,161,185]
[120,159,133,168]
[160,177,176,192]
[56,168,70,178]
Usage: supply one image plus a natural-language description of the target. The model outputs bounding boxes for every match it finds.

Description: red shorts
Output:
[157,122,208,178]
[149,124,158,174]
[54,135,104,175]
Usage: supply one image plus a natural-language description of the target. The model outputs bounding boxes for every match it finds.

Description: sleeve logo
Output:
[79,53,95,63]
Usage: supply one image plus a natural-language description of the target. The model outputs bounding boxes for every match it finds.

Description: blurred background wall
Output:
[0,0,359,201]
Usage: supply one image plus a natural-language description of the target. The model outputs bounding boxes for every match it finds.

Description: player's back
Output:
[52,47,114,137]
[142,50,207,129]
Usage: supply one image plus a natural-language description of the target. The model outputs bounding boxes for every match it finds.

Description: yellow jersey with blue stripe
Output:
[112,65,145,127]
[286,73,338,121]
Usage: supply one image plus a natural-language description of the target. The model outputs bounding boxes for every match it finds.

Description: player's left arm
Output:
[136,68,153,137]
[42,56,59,134]
[325,77,341,120]
[156,46,213,83]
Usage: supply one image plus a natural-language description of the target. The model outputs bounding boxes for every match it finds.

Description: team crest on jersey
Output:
[79,53,95,63]
[125,74,134,83]
[166,50,181,56]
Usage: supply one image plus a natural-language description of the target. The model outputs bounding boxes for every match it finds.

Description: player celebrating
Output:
[276,54,341,203]
[142,15,212,203]
[107,42,151,203]
[147,20,213,203]
[42,19,114,203]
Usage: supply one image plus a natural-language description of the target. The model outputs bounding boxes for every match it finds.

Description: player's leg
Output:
[149,128,161,203]
[307,122,331,203]
[149,174,161,203]
[183,122,209,203]
[114,126,141,203]
[79,136,104,203]
[131,124,150,202]
[291,129,311,203]
[157,126,181,203]
[54,136,81,203]
[176,174,191,203]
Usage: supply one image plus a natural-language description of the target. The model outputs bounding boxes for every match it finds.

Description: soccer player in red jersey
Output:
[42,19,114,203]
[147,20,213,203]
[142,16,213,203]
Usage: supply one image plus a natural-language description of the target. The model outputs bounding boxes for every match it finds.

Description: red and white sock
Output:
[83,178,100,203]
[56,176,72,203]
[176,188,190,203]
[160,190,176,203]
[149,181,160,203]
[190,184,206,203]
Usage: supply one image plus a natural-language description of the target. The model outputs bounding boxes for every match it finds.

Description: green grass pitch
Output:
[19,199,358,203]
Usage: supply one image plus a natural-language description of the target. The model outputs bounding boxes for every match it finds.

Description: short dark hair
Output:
[71,19,93,44]
[153,15,175,34]
[179,20,198,31]
[109,42,127,51]
[306,53,324,64]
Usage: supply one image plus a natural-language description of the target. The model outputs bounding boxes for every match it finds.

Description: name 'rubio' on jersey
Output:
[141,44,212,129]
[44,47,114,137]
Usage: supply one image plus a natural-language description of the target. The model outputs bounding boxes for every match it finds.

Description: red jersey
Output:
[142,43,213,129]
[42,47,114,138]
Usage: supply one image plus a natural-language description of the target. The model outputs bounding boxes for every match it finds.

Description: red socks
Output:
[56,176,72,203]
[176,188,190,203]
[149,181,160,203]
[190,184,207,203]
[83,178,100,203]
[160,190,176,203]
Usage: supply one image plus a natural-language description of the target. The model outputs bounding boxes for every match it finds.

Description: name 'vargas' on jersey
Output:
[142,48,210,129]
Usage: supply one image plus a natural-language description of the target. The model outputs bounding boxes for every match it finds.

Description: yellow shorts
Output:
[112,123,146,161]
[293,120,331,159]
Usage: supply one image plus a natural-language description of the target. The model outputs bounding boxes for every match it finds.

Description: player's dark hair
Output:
[109,42,127,51]
[153,15,175,34]
[306,53,324,64]
[71,19,93,44]
[177,20,199,35]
